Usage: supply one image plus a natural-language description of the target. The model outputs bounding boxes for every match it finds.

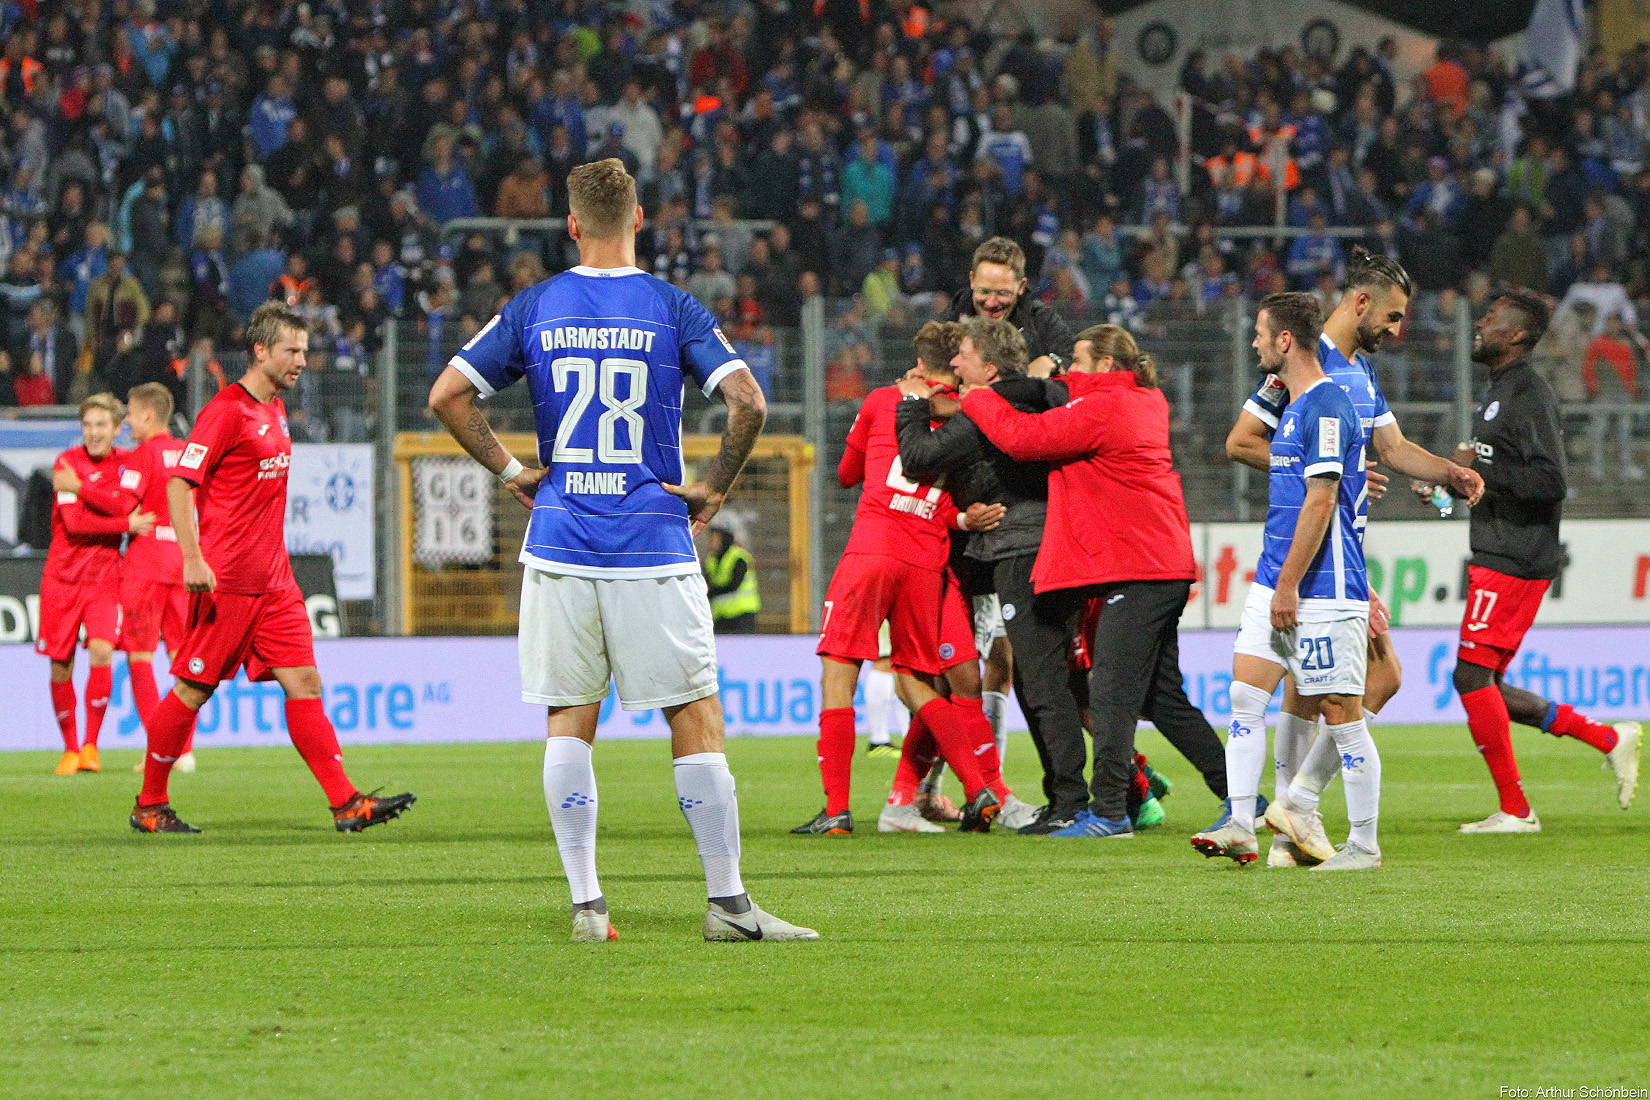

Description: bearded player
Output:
[129,303,415,834]
[60,383,198,773]
[796,320,1027,836]
[1223,250,1484,866]
[38,394,154,775]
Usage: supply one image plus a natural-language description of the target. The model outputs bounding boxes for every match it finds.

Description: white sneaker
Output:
[1459,810,1542,833]
[1264,798,1335,863]
[570,908,617,943]
[1266,835,1301,867]
[1190,823,1258,865]
[996,793,1041,831]
[877,801,945,833]
[1606,722,1641,809]
[704,899,819,942]
[175,751,197,774]
[1312,840,1382,870]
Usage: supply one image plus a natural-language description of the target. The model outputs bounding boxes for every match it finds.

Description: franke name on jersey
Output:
[566,470,628,494]
[539,325,658,353]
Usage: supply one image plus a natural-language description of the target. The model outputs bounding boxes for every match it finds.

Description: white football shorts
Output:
[972,592,1007,655]
[519,567,720,711]
[1234,585,1368,696]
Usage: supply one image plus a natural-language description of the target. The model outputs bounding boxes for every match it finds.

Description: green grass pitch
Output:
[4,725,1648,1099]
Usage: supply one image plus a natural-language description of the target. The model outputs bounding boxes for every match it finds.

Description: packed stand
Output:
[0,2,1646,455]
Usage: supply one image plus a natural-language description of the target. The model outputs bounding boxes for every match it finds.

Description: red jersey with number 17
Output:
[173,383,295,595]
[838,385,958,571]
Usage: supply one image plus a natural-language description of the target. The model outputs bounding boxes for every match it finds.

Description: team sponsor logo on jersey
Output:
[1484,400,1500,421]
[1318,417,1340,457]
[256,452,291,480]
[179,442,209,470]
[56,491,77,503]
[120,468,141,490]
[1269,454,1293,468]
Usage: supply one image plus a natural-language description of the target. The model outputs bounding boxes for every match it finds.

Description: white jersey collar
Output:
[570,265,644,277]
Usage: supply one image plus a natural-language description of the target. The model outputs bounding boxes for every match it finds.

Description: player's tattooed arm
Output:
[664,366,766,532]
[428,365,544,510]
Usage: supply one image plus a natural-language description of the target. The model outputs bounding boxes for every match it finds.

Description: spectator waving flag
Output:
[1518,0,1583,99]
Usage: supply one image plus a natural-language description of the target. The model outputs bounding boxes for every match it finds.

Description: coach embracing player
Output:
[942,237,1075,380]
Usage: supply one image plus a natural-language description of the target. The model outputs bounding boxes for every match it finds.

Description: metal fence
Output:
[137,293,1650,636]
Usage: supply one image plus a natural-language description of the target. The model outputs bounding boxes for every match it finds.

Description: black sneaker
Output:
[958,788,1001,833]
[130,802,202,833]
[333,789,417,832]
[1018,806,1079,835]
[790,808,852,834]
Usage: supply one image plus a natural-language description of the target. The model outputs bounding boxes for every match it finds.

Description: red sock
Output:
[917,698,990,799]
[139,692,198,806]
[888,712,939,806]
[817,707,856,815]
[286,699,357,807]
[1131,758,1152,804]
[50,680,78,752]
[1462,685,1530,817]
[951,697,1010,799]
[129,659,159,726]
[1550,704,1619,753]
[83,665,112,748]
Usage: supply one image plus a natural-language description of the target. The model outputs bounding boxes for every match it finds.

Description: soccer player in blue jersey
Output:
[1193,292,1383,870]
[1222,251,1484,866]
[427,159,817,943]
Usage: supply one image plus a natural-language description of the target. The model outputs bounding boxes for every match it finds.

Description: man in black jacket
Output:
[1444,290,1640,833]
[942,237,1075,379]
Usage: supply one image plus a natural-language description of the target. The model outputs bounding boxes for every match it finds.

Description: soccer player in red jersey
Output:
[1440,292,1640,832]
[794,321,1024,835]
[38,394,154,775]
[66,383,197,772]
[129,303,415,834]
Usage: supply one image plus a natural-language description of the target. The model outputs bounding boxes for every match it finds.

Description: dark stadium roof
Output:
[1094,0,1540,42]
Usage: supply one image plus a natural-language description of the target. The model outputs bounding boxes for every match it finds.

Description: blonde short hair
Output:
[128,381,175,424]
[80,392,125,423]
[567,158,638,239]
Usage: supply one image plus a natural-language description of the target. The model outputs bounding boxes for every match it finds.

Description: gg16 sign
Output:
[413,456,493,566]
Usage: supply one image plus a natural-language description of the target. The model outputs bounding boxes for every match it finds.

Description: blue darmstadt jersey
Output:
[450,265,746,578]
[1244,333,1394,535]
[1254,376,1369,620]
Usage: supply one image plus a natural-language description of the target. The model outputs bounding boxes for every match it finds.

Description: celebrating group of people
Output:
[796,236,1641,864]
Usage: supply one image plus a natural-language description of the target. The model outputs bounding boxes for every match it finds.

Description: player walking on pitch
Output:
[1194,293,1382,870]
[58,384,199,773]
[39,394,153,775]
[1434,291,1640,832]
[428,159,815,943]
[130,303,416,834]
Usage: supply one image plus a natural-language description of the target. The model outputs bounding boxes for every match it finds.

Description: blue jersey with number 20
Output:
[450,265,746,578]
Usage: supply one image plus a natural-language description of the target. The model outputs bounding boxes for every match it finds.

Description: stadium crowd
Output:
[2,0,1649,433]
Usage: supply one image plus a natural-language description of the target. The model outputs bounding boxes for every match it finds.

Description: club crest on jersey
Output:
[188,658,205,674]
[1484,400,1500,421]
[938,643,955,661]
[179,442,208,470]
[1281,418,1295,437]
[279,415,290,436]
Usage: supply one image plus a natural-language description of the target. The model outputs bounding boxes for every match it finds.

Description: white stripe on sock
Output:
[673,751,745,900]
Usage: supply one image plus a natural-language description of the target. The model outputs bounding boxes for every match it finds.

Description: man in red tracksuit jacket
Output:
[962,320,1222,837]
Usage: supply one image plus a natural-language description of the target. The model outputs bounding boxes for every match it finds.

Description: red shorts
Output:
[818,552,977,675]
[1457,564,1550,674]
[118,576,189,654]
[171,584,316,684]
[1069,596,1103,671]
[35,575,121,661]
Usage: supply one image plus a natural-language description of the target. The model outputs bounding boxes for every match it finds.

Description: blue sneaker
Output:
[1048,810,1134,838]
[1199,794,1268,833]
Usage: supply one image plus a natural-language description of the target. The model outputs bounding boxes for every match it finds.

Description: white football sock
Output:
[1290,708,1376,811]
[1273,711,1315,801]
[543,737,602,905]
[865,668,896,744]
[982,691,1009,764]
[1326,718,1381,852]
[1226,681,1273,832]
[673,752,745,900]
[918,759,946,794]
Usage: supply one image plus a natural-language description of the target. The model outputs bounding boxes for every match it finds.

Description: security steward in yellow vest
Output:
[703,526,760,633]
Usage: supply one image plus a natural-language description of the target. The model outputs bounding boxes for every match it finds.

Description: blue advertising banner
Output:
[3,628,1646,751]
